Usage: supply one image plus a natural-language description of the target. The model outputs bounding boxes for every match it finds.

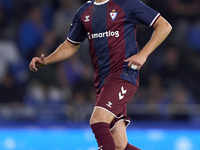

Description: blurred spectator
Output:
[0,39,28,104]
[127,74,169,121]
[186,20,200,52]
[46,86,69,105]
[0,0,15,35]
[168,83,196,121]
[18,5,47,61]
[14,0,39,19]
[53,0,81,42]
[0,40,29,85]
[0,73,23,103]
[41,30,57,53]
[157,46,200,101]
[0,41,20,81]
[167,0,200,18]
[159,47,183,88]
[0,3,6,38]
[73,64,94,99]
[167,0,200,47]
[56,54,85,87]
[40,0,55,29]
[0,0,14,21]
[24,80,46,106]
[0,1,16,38]
[142,74,168,120]
[71,91,88,121]
[28,31,58,85]
[24,80,70,106]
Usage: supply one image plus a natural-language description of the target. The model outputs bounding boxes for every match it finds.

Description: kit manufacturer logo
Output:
[84,15,90,22]
[106,101,113,108]
[119,86,127,100]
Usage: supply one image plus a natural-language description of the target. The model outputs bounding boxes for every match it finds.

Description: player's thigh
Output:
[111,120,128,150]
[90,107,115,125]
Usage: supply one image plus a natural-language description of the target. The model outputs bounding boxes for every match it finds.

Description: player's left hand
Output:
[29,54,46,72]
[124,52,148,70]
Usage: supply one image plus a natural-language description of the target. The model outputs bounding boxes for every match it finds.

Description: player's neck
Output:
[95,0,108,3]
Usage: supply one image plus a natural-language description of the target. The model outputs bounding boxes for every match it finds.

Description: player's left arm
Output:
[125,16,172,70]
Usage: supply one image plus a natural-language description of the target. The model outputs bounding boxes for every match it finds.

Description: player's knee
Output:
[114,137,127,150]
[90,113,112,125]
[90,107,115,125]
[89,115,102,125]
[115,143,125,150]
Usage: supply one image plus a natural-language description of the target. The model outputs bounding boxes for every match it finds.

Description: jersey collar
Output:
[94,0,109,5]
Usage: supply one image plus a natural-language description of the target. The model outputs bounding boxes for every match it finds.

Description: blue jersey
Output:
[67,0,160,92]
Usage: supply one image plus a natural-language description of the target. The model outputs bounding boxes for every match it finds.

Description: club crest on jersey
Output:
[110,9,117,21]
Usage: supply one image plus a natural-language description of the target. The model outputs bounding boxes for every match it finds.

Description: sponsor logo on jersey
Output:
[84,15,90,22]
[87,30,119,39]
[110,9,117,21]
[119,86,127,100]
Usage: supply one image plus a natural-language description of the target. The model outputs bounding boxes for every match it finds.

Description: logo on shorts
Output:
[119,86,127,100]
[98,145,103,150]
[106,101,112,108]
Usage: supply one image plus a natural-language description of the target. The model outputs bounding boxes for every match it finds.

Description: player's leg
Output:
[111,120,128,150]
[90,107,115,150]
[90,107,115,125]
[111,120,141,150]
[90,78,138,150]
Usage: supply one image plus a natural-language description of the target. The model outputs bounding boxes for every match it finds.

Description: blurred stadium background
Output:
[0,0,200,150]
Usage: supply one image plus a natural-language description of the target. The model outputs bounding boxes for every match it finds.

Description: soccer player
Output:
[29,0,172,149]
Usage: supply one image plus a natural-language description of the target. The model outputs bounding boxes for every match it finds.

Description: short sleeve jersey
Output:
[67,0,160,92]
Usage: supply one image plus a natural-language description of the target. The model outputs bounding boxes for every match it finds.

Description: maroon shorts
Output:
[95,78,138,130]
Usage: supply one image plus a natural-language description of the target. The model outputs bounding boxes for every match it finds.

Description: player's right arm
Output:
[29,40,80,72]
[30,2,89,72]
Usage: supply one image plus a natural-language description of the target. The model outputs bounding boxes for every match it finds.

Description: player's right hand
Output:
[29,54,46,72]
